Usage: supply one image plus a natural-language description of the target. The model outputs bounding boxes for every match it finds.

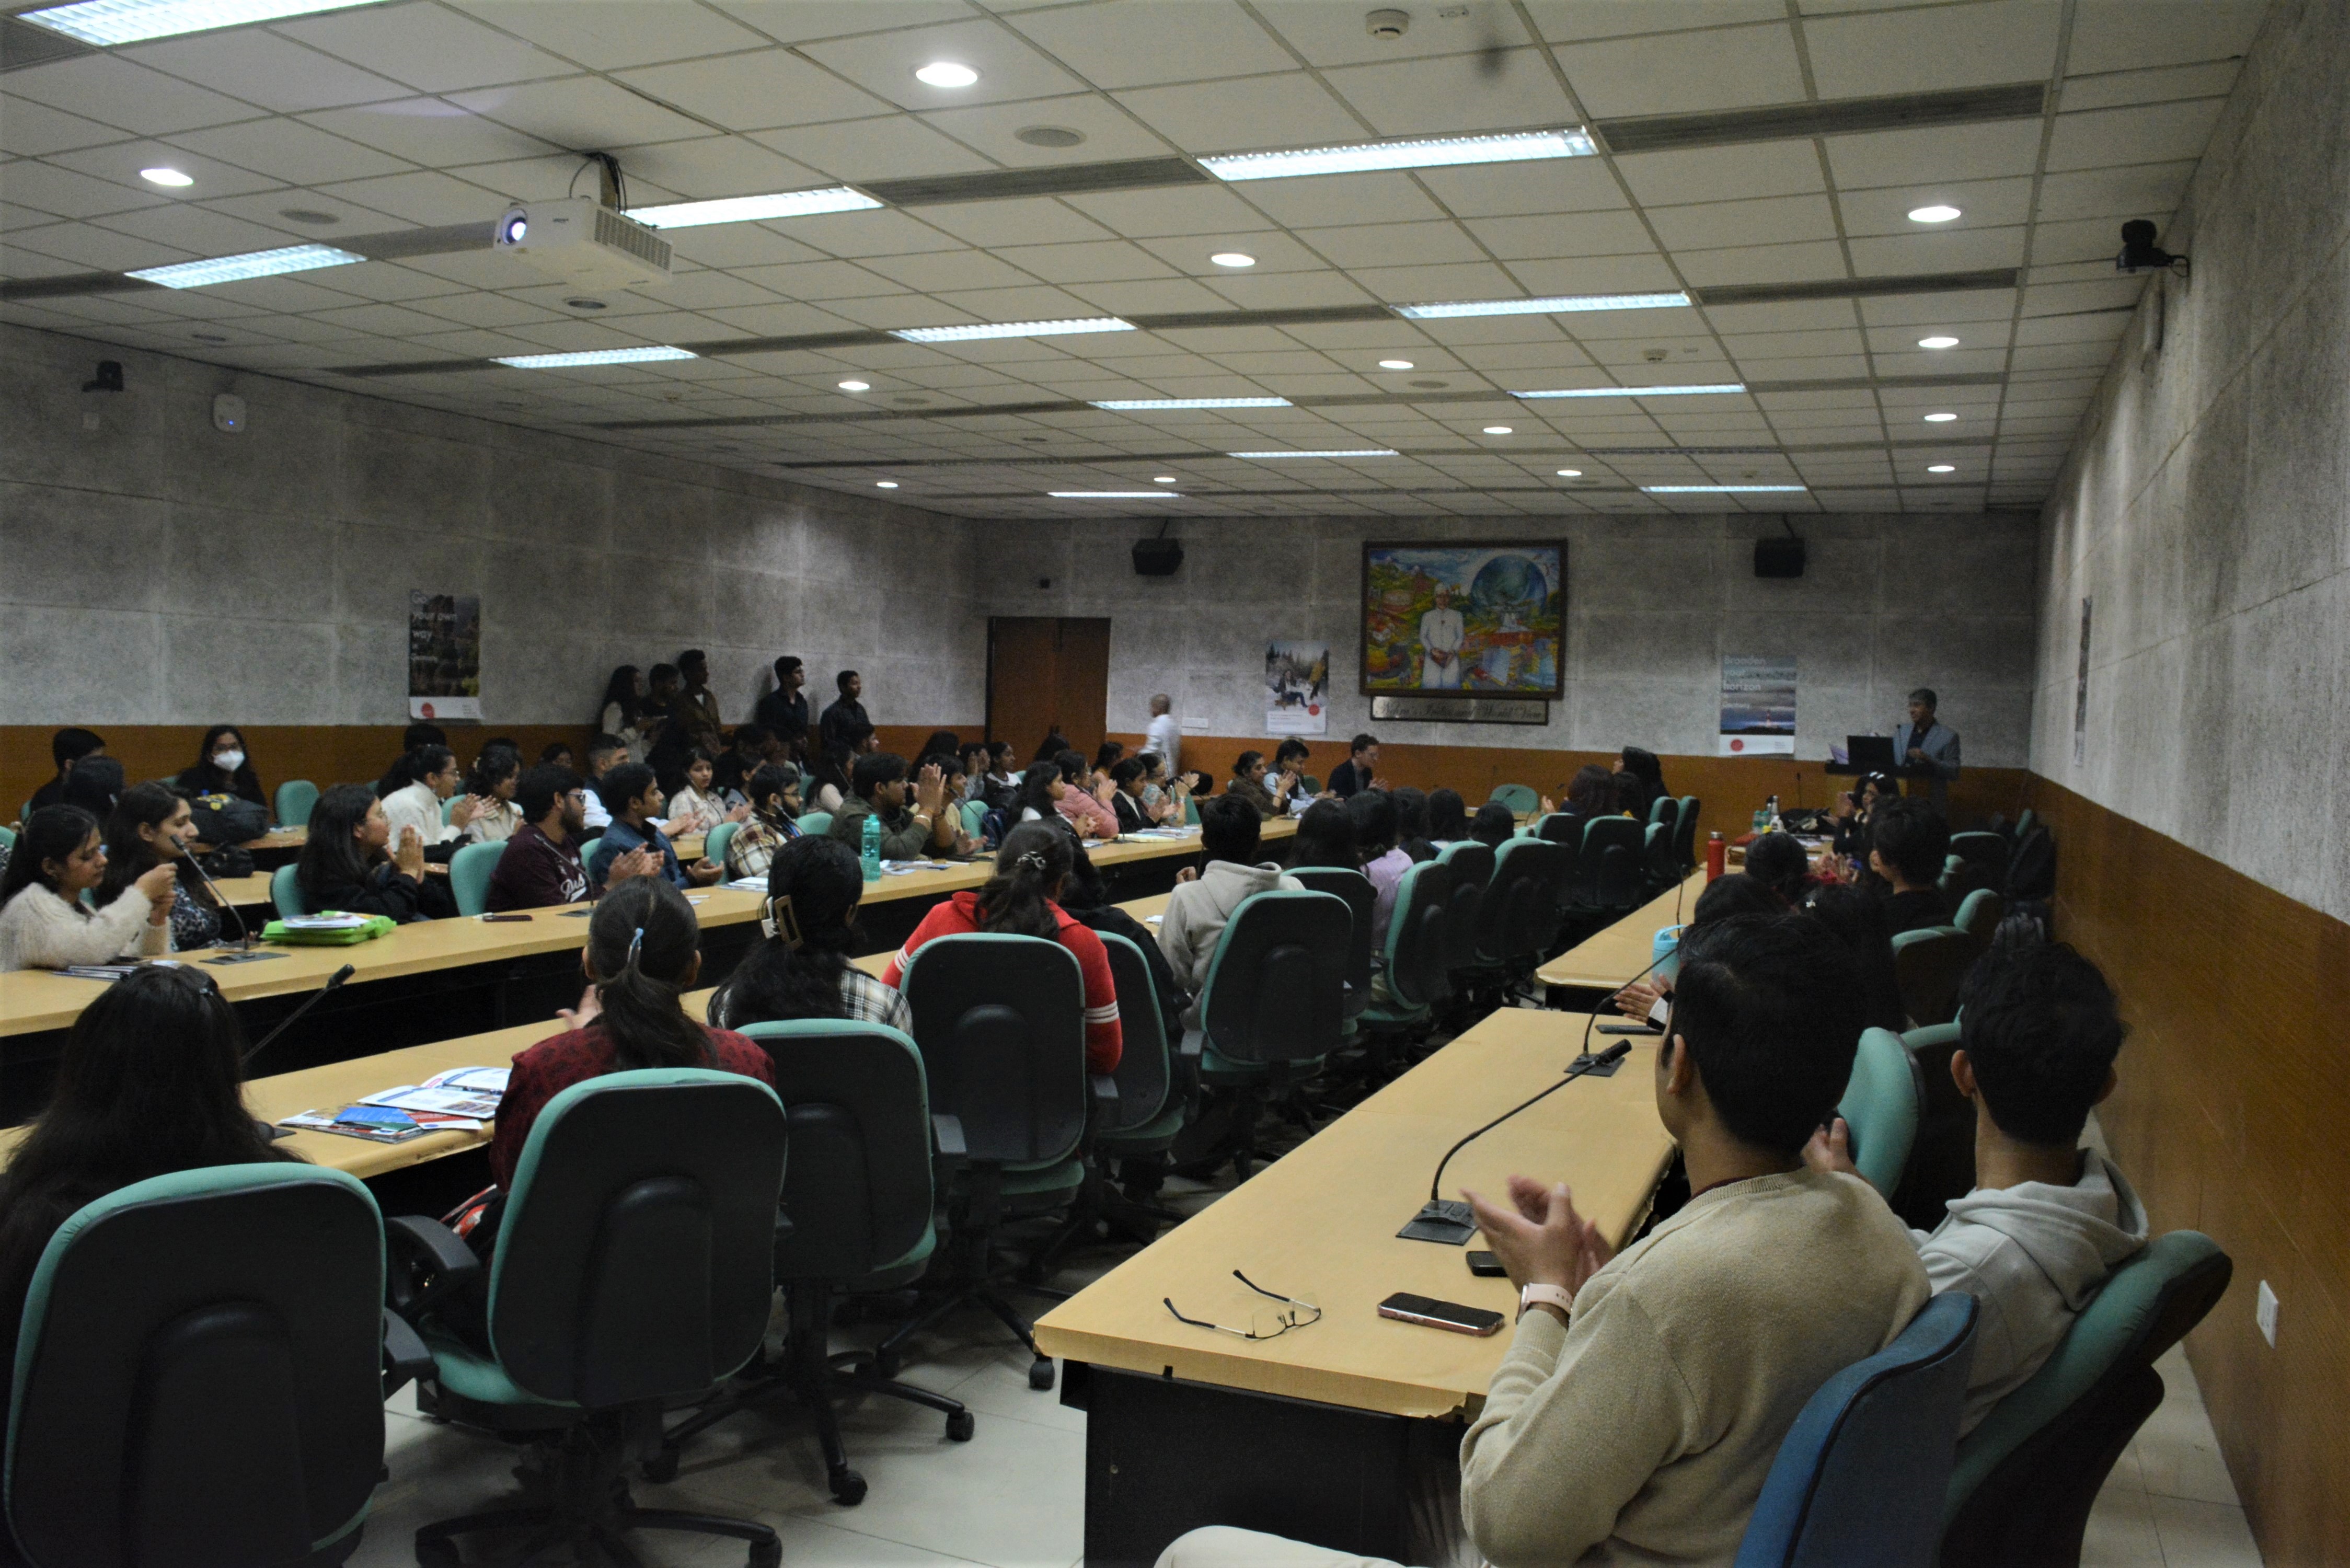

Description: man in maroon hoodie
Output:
[485,766,657,912]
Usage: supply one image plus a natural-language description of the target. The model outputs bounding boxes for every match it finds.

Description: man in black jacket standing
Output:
[820,669,869,754]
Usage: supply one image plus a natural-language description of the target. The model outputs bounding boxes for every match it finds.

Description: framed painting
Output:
[1360,540,1567,697]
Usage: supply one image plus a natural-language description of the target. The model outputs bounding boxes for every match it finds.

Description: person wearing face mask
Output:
[100,783,223,951]
[173,725,266,809]
[0,806,176,971]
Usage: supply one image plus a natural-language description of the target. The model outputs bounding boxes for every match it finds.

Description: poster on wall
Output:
[1264,640,1330,735]
[408,590,481,721]
[1361,540,1566,696]
[1719,655,1796,755]
[2073,597,2092,766]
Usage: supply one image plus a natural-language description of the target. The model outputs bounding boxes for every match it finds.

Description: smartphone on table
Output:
[1378,1292,1505,1336]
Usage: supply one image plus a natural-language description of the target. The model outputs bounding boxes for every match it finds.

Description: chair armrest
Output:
[381,1308,433,1398]
[1086,1074,1121,1143]
[385,1214,482,1322]
[931,1112,967,1193]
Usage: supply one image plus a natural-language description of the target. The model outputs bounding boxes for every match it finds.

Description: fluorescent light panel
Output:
[126,243,362,289]
[21,0,386,43]
[492,345,697,369]
[1643,485,1807,493]
[1229,449,1398,458]
[1513,383,1745,399]
[1091,397,1291,410]
[892,317,1135,343]
[1397,292,1690,320]
[1050,491,1184,498]
[628,187,880,229]
[1202,128,1594,182]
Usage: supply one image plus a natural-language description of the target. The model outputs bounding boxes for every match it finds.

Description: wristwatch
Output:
[1518,1283,1574,1319]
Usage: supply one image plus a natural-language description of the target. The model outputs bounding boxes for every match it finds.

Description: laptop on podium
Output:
[1843,734,1898,773]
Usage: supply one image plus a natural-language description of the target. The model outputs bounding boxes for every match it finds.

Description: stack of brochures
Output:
[280,1065,510,1143]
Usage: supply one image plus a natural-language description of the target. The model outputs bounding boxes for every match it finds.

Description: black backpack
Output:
[187,792,270,847]
[2006,826,2057,902]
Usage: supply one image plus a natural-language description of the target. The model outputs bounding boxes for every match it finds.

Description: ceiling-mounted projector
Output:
[492,198,672,290]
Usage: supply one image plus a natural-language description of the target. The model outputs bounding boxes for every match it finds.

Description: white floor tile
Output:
[2148,1493,2268,1568]
[2080,1472,2164,1568]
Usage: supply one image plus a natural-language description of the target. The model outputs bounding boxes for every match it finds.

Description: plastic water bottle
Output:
[860,812,882,882]
[1765,793,1780,828]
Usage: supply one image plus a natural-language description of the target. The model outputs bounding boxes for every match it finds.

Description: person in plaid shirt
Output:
[707,835,911,1036]
[723,764,805,884]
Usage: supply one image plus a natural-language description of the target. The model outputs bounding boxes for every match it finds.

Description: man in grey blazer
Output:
[1896,688,1961,812]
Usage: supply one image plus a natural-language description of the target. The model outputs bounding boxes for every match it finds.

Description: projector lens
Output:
[502,217,526,243]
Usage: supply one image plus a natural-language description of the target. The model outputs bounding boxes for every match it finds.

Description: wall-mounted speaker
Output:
[1754,537,1806,578]
[1132,537,1184,577]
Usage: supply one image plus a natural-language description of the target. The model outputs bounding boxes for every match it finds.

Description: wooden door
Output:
[988,617,1111,759]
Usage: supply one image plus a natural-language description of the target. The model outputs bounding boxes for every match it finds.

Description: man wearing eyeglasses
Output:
[485,765,659,913]
[1157,914,1930,1568]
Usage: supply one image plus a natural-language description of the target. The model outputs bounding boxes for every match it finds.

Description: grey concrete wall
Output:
[0,322,985,731]
[2029,0,2348,921]
[975,511,2040,765]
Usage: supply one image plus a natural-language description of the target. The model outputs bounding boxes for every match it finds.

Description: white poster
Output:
[1264,640,1330,735]
[1719,655,1796,756]
[408,590,482,721]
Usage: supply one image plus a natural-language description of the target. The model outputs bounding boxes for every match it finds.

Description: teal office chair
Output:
[273,779,319,834]
[703,820,741,872]
[0,823,16,852]
[1289,866,1376,1028]
[270,862,309,918]
[885,933,1101,1390]
[1469,838,1566,998]
[574,836,602,874]
[391,1069,787,1567]
[1580,815,1648,919]
[1182,795,1200,825]
[1297,774,1321,797]
[1356,860,1456,1068]
[448,840,504,916]
[796,811,833,838]
[1887,1022,1974,1231]
[649,1022,972,1504]
[4,1165,400,1568]
[1672,795,1701,871]
[1951,887,2003,939]
[1489,783,1539,814]
[960,799,988,838]
[439,795,460,826]
[1733,1292,1978,1568]
[1892,926,1984,1028]
[1434,838,1495,977]
[1948,831,2007,892]
[1940,1232,2232,1567]
[1838,1028,1925,1196]
[1195,889,1352,1177]
[1648,794,1675,827]
[2013,809,2037,841]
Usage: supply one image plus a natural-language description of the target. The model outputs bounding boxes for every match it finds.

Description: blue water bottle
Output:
[860,811,883,882]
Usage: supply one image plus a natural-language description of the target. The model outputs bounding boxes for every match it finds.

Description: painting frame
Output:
[1359,538,1568,698]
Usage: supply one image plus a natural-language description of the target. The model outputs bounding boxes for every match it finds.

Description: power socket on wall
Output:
[2255,1280,2279,1347]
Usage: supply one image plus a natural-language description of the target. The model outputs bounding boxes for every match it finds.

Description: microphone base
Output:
[1397,1199,1478,1246]
[211,936,264,952]
[1565,1051,1628,1076]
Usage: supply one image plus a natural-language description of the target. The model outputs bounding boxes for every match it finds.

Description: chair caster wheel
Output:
[416,1537,461,1566]
[872,1348,902,1379]
[946,1409,976,1441]
[751,1541,784,1568]
[830,1467,868,1506]
[1028,1357,1056,1391]
[640,1445,679,1483]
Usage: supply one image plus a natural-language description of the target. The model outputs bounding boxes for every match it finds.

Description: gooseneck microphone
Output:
[241,963,356,1067]
[178,846,256,951]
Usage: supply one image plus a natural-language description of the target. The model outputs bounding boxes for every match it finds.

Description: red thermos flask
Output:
[1706,831,1726,881]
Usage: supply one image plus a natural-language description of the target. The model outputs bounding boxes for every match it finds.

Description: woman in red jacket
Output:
[883,821,1122,1073]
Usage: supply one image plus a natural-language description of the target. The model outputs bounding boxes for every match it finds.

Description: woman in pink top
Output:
[1050,748,1121,840]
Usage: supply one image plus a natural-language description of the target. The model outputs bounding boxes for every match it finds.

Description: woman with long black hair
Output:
[709,836,911,1034]
[100,782,222,951]
[1618,746,1671,812]
[172,724,266,808]
[0,806,176,971]
[0,966,299,1372]
[462,745,523,843]
[597,665,647,752]
[809,741,855,815]
[294,783,455,923]
[883,822,1122,1073]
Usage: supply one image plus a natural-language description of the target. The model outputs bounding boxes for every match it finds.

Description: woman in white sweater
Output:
[380,744,478,859]
[0,807,176,972]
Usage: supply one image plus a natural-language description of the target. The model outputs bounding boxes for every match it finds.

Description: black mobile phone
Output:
[479,913,533,923]
[1378,1292,1505,1336]
[1466,1251,1506,1278]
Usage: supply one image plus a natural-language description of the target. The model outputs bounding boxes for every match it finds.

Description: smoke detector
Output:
[1366,8,1410,39]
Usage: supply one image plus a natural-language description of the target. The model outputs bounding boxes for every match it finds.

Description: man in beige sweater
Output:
[1158,914,1933,1568]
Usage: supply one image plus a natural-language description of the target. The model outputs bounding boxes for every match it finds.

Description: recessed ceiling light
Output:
[1229,449,1398,458]
[563,297,606,310]
[838,379,870,391]
[1483,425,1513,435]
[1378,359,1414,370]
[1917,335,1960,349]
[629,187,880,229]
[1922,411,1959,422]
[20,0,390,46]
[126,243,363,289]
[892,317,1134,343]
[1202,127,1594,182]
[1209,251,1255,268]
[1091,397,1290,410]
[1512,383,1744,399]
[1016,125,1085,147]
[876,480,900,488]
[491,345,697,369]
[140,167,193,188]
[915,61,979,88]
[1907,204,1963,223]
[1050,491,1182,498]
[1397,292,1690,320]
[1644,484,1807,493]
[1153,476,1178,483]
[1927,464,1957,474]
[1556,468,1583,477]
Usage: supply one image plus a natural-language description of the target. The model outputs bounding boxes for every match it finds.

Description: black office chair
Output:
[388,1069,789,1568]
[1468,836,1567,1001]
[4,1165,398,1568]
[1195,889,1352,1177]
[886,932,1105,1392]
[647,1020,974,1505]
[1892,925,1985,1028]
[1672,795,1700,871]
[1434,838,1494,977]
[1291,866,1376,1029]
[1534,809,1587,848]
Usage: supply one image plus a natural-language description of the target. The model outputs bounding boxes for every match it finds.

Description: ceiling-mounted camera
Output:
[2116,220,2188,276]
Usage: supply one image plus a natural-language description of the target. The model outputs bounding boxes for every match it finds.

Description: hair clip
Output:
[627,925,645,964]
[765,894,806,951]
[1017,850,1048,871]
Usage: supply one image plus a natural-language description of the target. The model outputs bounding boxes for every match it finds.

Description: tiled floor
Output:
[2081,1343,2268,1568]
